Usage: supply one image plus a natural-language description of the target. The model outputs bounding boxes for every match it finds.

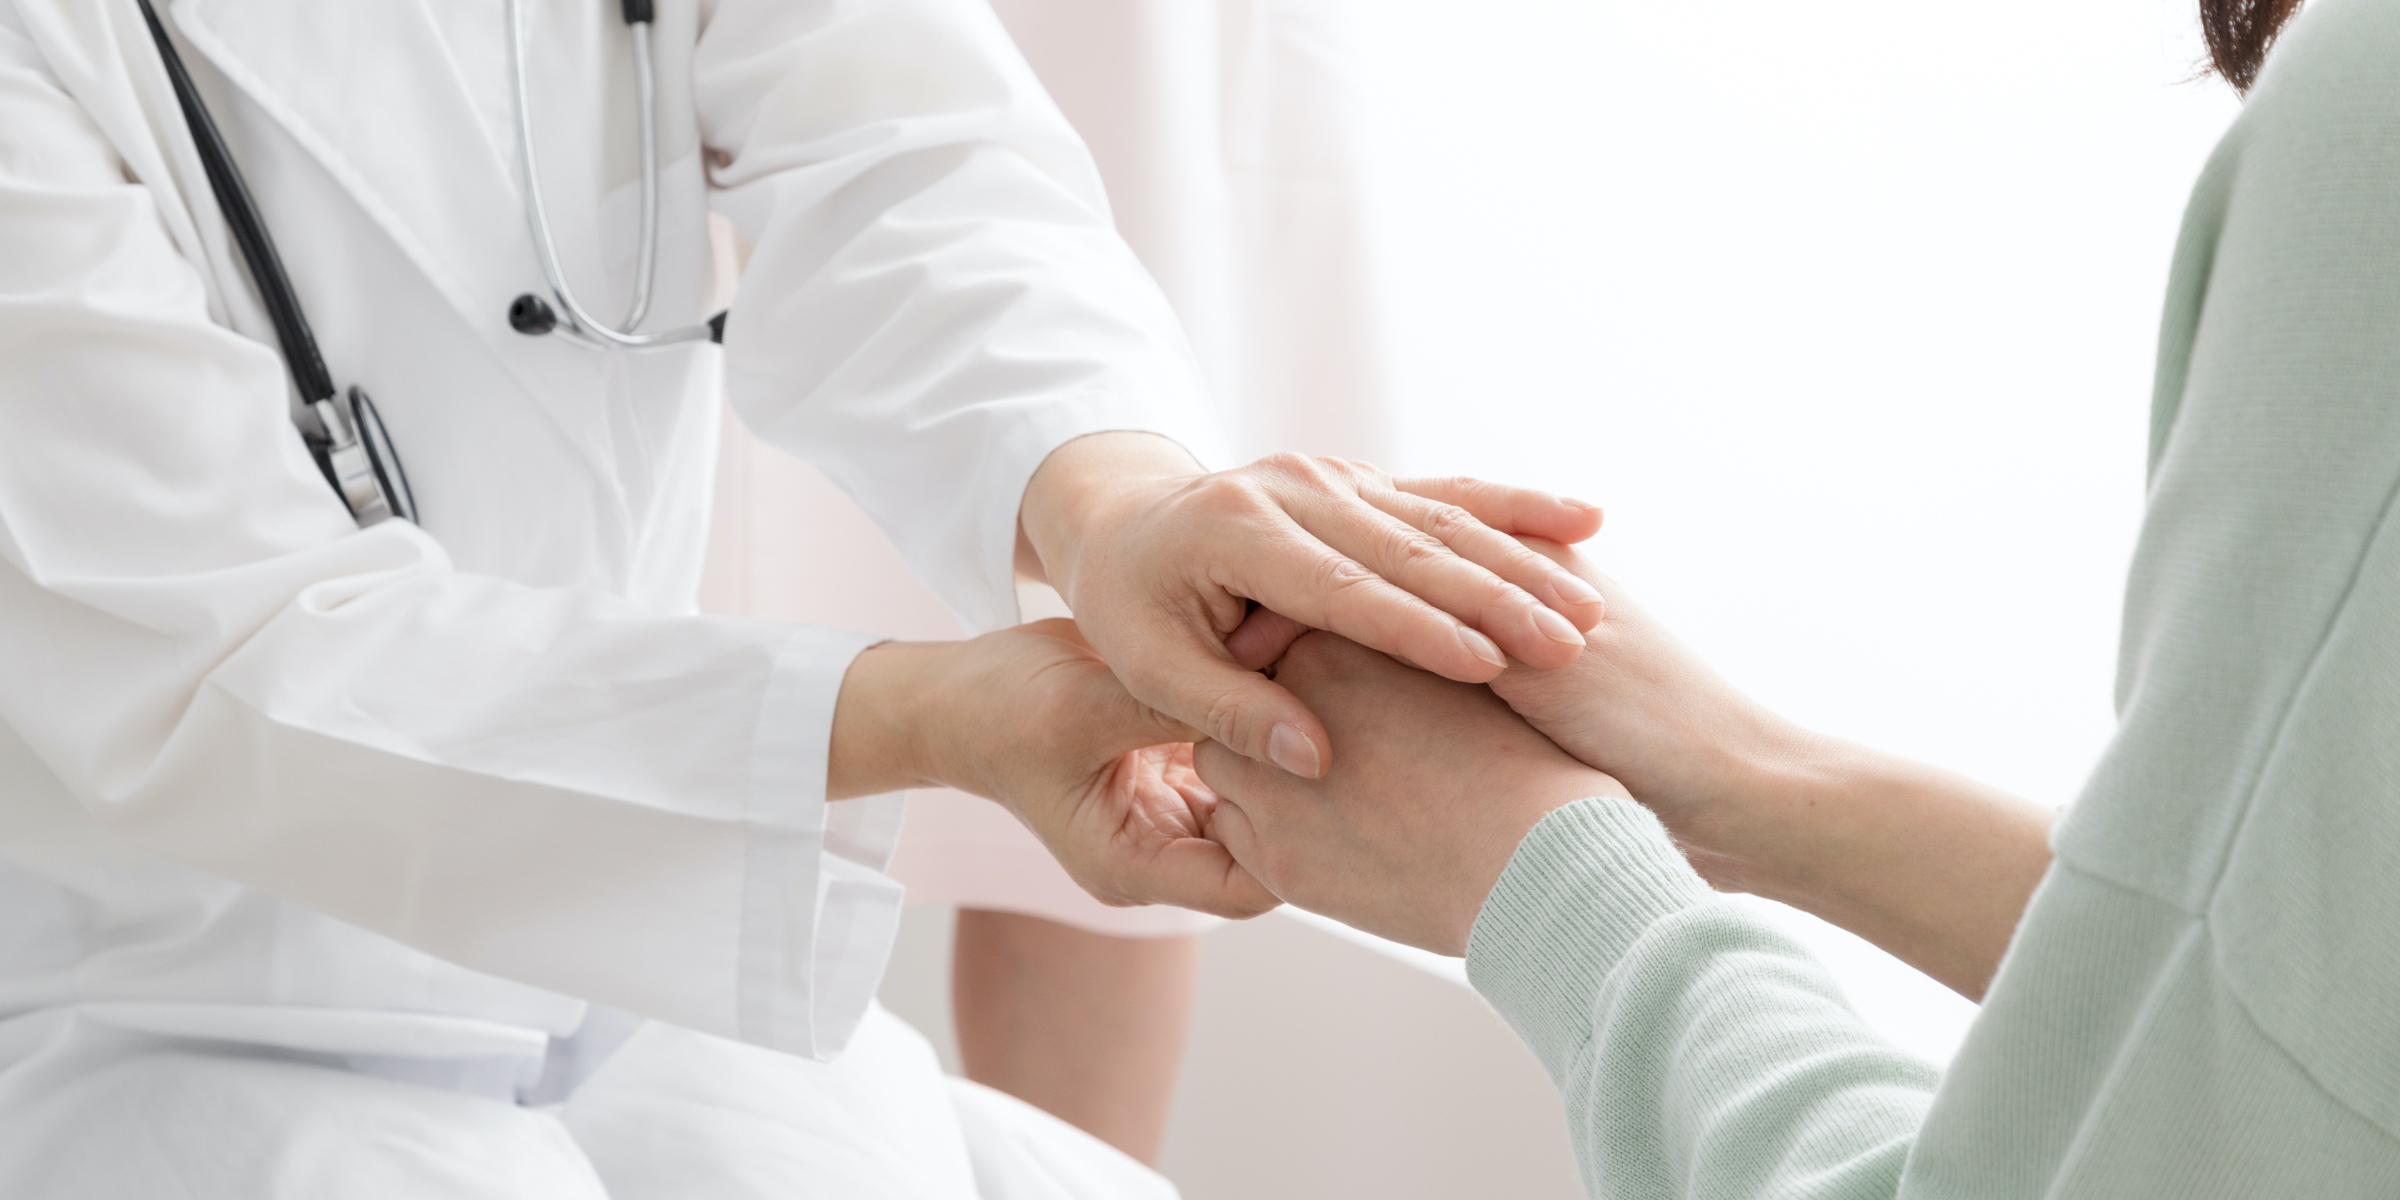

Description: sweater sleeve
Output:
[1466,798,1939,1200]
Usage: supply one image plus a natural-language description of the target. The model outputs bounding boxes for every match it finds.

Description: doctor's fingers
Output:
[1344,486,1607,662]
[1111,618,1334,779]
[1242,464,1593,670]
[1214,515,1554,682]
[1391,474,1604,547]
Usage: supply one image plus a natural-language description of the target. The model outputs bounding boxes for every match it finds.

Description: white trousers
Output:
[0,1004,1175,1200]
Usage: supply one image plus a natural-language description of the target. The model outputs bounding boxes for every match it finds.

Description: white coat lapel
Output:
[164,0,625,475]
[168,0,525,336]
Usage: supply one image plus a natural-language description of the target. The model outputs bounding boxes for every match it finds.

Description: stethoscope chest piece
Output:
[135,0,415,528]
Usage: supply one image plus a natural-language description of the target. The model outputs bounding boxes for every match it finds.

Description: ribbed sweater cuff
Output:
[1465,797,1713,1075]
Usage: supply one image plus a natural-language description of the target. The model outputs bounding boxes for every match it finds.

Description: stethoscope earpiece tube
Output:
[135,0,334,407]
[506,0,719,350]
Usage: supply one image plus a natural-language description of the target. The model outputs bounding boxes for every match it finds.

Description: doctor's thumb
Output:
[1144,660,1330,780]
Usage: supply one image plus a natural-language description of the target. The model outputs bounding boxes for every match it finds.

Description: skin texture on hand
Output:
[829,621,1279,919]
[1015,432,1605,780]
[1480,540,1790,858]
[1193,632,1626,956]
[1485,541,2058,1000]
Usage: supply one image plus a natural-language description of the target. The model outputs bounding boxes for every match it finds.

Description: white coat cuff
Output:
[739,625,907,1061]
[970,390,1231,633]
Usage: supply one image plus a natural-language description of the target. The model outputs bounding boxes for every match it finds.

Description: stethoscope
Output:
[134,0,721,528]
[502,0,725,349]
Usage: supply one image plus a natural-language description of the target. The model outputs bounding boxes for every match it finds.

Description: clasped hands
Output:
[1200,545,2060,1007]
[829,427,1757,945]
[828,550,1666,946]
[841,532,1754,959]
[827,434,1613,923]
[1198,542,1756,956]
[829,436,2050,995]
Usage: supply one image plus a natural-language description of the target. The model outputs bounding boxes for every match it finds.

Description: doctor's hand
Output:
[1016,433,1607,782]
[829,619,1280,919]
[1193,632,1625,956]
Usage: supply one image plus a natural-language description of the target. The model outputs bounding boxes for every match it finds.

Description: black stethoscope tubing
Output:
[135,0,416,526]
[132,0,734,526]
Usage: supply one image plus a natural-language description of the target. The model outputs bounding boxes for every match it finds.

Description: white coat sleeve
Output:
[0,14,889,1060]
[695,0,1231,634]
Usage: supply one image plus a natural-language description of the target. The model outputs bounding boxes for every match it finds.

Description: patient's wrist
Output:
[1691,734,2055,998]
[1654,722,1861,896]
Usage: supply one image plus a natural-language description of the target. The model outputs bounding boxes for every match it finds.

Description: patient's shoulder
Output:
[2235,0,2400,163]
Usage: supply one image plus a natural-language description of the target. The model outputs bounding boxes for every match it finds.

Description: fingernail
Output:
[1457,623,1507,670]
[1533,605,1586,647]
[1267,723,1323,779]
[1562,497,1602,512]
[1552,571,1602,606]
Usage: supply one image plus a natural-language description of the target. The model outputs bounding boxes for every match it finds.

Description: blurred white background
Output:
[1343,0,2240,1063]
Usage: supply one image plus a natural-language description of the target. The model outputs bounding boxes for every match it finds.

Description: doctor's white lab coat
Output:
[0,0,1217,1128]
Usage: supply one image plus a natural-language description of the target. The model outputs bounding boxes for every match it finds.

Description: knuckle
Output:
[1201,685,1257,745]
[1255,450,1318,481]
[1187,474,1260,519]
[1310,553,1380,598]
[1478,571,1527,611]
[1325,457,1376,484]
[1420,503,1481,541]
[1381,526,1450,572]
[1435,474,1501,507]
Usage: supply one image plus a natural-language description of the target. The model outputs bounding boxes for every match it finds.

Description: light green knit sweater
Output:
[1463,2,2400,1194]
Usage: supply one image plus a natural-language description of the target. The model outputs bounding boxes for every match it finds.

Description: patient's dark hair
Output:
[2203,0,2305,91]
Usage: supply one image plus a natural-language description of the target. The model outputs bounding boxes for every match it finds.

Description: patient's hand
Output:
[1480,542,1795,886]
[1485,544,2057,999]
[1194,632,1625,956]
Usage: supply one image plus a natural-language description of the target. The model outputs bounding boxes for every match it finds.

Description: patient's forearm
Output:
[1689,733,2054,1001]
